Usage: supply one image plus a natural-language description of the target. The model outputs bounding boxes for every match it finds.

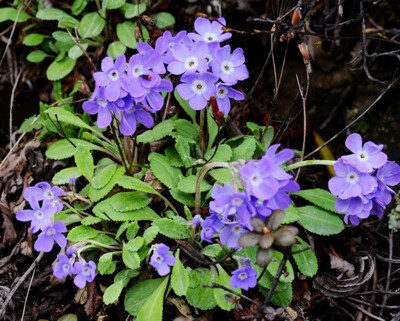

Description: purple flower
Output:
[377,161,400,186]
[158,30,192,64]
[220,224,247,249]
[83,86,115,128]
[16,202,53,233]
[209,184,255,229]
[23,182,65,208]
[192,214,203,226]
[341,133,388,173]
[139,79,173,112]
[150,244,175,276]
[214,83,244,115]
[66,246,77,258]
[119,103,154,136]
[188,17,232,43]
[72,261,97,288]
[230,263,257,290]
[328,159,377,199]
[210,45,248,84]
[34,221,67,252]
[93,55,126,101]
[53,254,73,279]
[124,52,161,98]
[267,180,300,210]
[200,218,218,243]
[137,42,166,74]
[168,41,208,75]
[176,72,218,110]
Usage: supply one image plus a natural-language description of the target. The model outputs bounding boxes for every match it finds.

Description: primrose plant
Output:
[16,15,400,321]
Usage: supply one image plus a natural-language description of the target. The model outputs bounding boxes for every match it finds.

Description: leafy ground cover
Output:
[0,1,400,321]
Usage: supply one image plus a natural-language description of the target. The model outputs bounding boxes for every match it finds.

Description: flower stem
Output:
[286,159,336,171]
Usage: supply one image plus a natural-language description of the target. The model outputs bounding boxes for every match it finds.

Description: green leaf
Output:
[204,144,232,162]
[291,236,318,277]
[152,12,175,28]
[209,168,232,184]
[27,50,48,63]
[67,225,99,242]
[37,8,77,23]
[125,278,165,316]
[123,243,141,269]
[0,7,31,23]
[169,188,195,206]
[214,264,238,310]
[136,277,168,321]
[126,221,139,239]
[78,12,105,38]
[98,252,117,275]
[52,31,74,45]
[186,268,217,310]
[171,250,189,296]
[45,107,94,133]
[207,109,218,150]
[174,89,196,123]
[47,56,76,81]
[149,153,182,189]
[202,244,224,258]
[93,201,160,221]
[46,139,102,160]
[178,175,211,194]
[23,33,46,46]
[174,119,198,141]
[102,0,126,10]
[89,166,125,202]
[293,189,338,213]
[103,280,124,304]
[120,3,146,18]
[53,167,82,184]
[164,146,183,167]
[143,226,159,245]
[117,175,159,195]
[93,233,120,246]
[92,164,117,189]
[175,136,192,168]
[232,137,256,161]
[261,126,274,149]
[107,41,126,59]
[267,251,294,283]
[58,314,78,321]
[81,216,102,225]
[75,145,94,181]
[126,237,144,252]
[281,205,300,224]
[68,43,89,59]
[153,218,191,239]
[117,21,137,49]
[137,119,175,143]
[109,191,152,212]
[71,0,88,15]
[297,206,344,235]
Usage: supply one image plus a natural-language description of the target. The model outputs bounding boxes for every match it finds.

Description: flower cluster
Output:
[16,182,97,288]
[329,133,400,225]
[200,144,299,250]
[54,246,97,289]
[230,258,257,291]
[16,182,67,252]
[149,243,175,276]
[83,17,248,136]
[199,144,299,290]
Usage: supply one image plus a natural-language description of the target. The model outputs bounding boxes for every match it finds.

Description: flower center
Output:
[46,227,56,236]
[221,61,234,75]
[192,80,207,95]
[233,225,243,234]
[82,267,91,276]
[97,99,108,108]
[204,32,217,42]
[184,57,198,70]
[34,211,44,220]
[62,264,70,272]
[205,54,212,63]
[44,190,54,199]
[109,70,119,81]
[346,172,359,184]
[216,87,228,99]
[132,64,143,77]
[155,255,163,263]
[231,197,243,207]
[251,173,262,186]
[357,151,369,161]
[238,272,247,280]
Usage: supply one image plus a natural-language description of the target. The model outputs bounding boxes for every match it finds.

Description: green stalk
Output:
[286,160,336,171]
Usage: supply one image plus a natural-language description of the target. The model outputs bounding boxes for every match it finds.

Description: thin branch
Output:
[379,230,394,317]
